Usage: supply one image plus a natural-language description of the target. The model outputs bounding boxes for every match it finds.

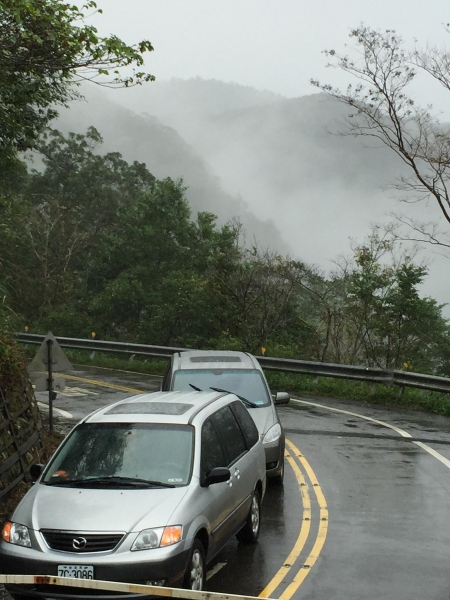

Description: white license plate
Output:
[58,565,94,579]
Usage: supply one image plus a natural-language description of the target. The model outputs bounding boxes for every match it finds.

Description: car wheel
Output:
[271,457,284,486]
[183,539,206,590]
[236,489,261,544]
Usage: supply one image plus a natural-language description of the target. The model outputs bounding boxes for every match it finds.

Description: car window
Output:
[200,419,227,478]
[42,423,194,486]
[161,359,172,391]
[230,401,259,448]
[212,406,247,465]
[171,368,271,406]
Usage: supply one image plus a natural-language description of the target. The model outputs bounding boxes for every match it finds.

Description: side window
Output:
[201,419,226,480]
[230,401,259,448]
[212,406,247,466]
[161,359,172,391]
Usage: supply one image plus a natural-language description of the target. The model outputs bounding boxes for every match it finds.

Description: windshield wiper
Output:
[209,387,258,408]
[46,476,175,488]
[189,383,202,391]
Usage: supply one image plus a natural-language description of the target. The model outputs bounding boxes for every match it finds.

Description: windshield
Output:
[42,423,194,487]
[172,369,271,407]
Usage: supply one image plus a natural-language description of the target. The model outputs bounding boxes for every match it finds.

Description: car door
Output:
[211,405,255,536]
[200,417,235,557]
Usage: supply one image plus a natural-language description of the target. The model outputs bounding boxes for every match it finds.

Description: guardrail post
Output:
[46,339,54,432]
[397,385,405,398]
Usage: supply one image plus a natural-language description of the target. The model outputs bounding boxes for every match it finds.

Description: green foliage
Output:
[0,0,154,166]
[0,127,155,324]
[266,371,450,416]
[1,128,449,379]
[62,349,168,376]
[297,228,450,373]
[0,335,31,393]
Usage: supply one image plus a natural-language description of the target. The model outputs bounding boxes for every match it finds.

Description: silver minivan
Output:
[162,351,290,484]
[1,391,266,598]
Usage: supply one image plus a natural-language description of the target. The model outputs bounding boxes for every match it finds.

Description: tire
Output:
[236,489,261,543]
[183,539,206,590]
[271,457,284,486]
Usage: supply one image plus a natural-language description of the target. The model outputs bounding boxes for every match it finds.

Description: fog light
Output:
[145,579,167,587]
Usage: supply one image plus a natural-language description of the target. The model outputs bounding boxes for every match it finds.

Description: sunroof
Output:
[105,402,193,415]
[190,356,241,363]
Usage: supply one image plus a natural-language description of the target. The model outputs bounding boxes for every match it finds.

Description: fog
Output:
[53,78,449,314]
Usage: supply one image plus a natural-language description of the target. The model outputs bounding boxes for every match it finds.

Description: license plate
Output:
[58,565,94,579]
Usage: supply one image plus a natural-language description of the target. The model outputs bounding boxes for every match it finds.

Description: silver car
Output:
[162,351,290,484]
[1,391,266,598]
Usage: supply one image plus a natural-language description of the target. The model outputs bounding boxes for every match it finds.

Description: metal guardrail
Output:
[15,333,450,395]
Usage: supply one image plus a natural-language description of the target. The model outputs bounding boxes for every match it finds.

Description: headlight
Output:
[2,522,32,548]
[131,526,182,551]
[263,423,282,444]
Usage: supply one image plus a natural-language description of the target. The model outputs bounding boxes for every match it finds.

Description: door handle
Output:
[234,469,240,479]
[227,478,233,487]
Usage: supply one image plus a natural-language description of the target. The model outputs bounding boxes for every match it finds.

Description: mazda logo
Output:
[72,536,87,550]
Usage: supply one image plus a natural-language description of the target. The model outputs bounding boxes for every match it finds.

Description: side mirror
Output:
[205,467,231,487]
[274,392,290,405]
[30,463,45,482]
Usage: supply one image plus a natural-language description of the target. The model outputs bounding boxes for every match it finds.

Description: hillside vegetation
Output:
[1,127,449,375]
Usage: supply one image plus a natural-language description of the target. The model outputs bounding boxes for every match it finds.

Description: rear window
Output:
[172,368,271,406]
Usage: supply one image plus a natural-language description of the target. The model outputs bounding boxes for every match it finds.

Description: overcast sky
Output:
[92,0,450,111]
[87,1,450,312]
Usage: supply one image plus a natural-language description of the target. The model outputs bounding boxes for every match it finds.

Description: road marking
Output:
[72,362,164,378]
[280,439,328,599]
[58,386,99,397]
[259,448,311,598]
[291,398,412,438]
[37,402,73,419]
[292,397,450,471]
[206,562,227,581]
[409,441,450,469]
[58,373,144,395]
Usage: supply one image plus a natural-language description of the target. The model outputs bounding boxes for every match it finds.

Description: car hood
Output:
[247,406,276,436]
[14,483,189,533]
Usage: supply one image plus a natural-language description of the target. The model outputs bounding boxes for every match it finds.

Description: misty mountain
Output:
[108,79,415,263]
[52,86,290,253]
[54,78,447,310]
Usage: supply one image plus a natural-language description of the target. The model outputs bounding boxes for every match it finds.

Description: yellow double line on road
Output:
[260,439,328,600]
[59,373,145,395]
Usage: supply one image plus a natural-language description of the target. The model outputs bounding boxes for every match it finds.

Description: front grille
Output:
[41,530,125,553]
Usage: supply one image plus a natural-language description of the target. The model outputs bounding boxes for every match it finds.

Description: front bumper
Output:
[263,435,285,477]
[0,539,189,598]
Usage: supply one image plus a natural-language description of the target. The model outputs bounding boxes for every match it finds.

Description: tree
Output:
[84,178,241,346]
[0,0,154,167]
[320,229,450,372]
[0,127,155,323]
[311,25,450,249]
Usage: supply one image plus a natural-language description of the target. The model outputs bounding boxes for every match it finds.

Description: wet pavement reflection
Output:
[31,371,450,600]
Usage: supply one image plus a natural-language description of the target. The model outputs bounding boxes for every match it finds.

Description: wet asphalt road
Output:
[16,368,450,599]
